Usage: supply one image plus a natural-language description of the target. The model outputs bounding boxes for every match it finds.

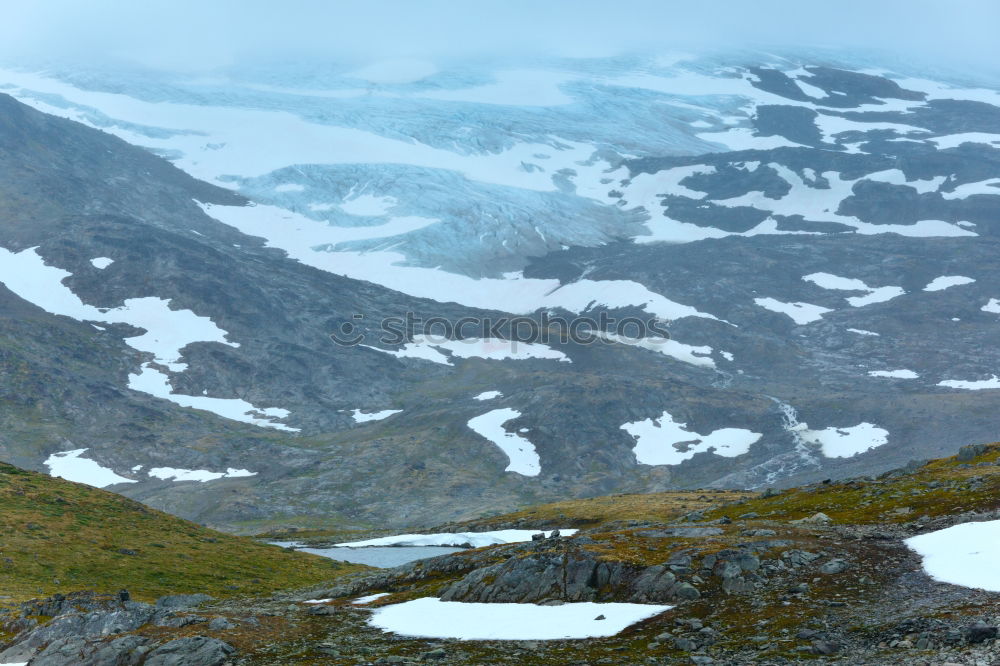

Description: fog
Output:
[1,0,998,73]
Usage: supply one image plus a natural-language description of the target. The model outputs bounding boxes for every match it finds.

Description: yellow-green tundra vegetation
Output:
[0,462,368,604]
[3,444,999,664]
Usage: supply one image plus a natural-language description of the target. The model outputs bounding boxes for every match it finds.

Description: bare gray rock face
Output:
[0,592,233,666]
[143,637,236,666]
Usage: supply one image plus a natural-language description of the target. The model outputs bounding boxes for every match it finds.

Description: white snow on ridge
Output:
[467,408,540,476]
[928,132,1000,150]
[982,298,1000,314]
[44,449,136,488]
[365,336,570,366]
[924,276,976,292]
[937,376,1000,390]
[643,164,976,242]
[350,408,403,423]
[335,529,576,548]
[791,422,889,458]
[369,597,671,640]
[621,165,714,205]
[0,246,236,372]
[846,287,906,307]
[868,369,919,379]
[940,178,1000,200]
[199,202,720,324]
[90,257,114,269]
[887,76,1000,107]
[621,410,761,466]
[128,364,298,431]
[147,466,256,482]
[0,246,293,429]
[811,117,928,146]
[754,297,832,325]
[352,592,392,605]
[0,67,601,192]
[802,272,905,307]
[596,332,717,368]
[473,390,503,401]
[847,328,880,336]
[905,520,1000,592]
[697,127,809,151]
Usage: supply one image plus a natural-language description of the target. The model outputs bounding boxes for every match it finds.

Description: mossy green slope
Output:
[0,462,367,603]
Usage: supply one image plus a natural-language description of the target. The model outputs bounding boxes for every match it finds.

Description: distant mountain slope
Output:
[0,51,999,530]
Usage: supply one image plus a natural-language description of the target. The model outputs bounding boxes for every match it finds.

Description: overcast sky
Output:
[2,0,998,72]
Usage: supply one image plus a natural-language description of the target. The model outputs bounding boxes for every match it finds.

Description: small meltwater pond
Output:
[284,528,672,641]
[274,543,466,568]
[271,529,576,568]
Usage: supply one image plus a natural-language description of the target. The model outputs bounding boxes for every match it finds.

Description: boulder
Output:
[154,594,213,610]
[144,636,235,666]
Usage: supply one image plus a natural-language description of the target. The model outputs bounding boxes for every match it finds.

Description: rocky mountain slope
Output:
[1,52,999,528]
[2,442,998,664]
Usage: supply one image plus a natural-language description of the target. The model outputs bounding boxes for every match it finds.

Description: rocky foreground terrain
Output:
[2,441,999,664]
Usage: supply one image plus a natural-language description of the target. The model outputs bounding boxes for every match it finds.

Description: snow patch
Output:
[44,449,136,488]
[621,411,761,466]
[365,336,569,366]
[467,408,540,476]
[473,390,503,401]
[791,422,889,458]
[802,272,905,307]
[905,520,1000,592]
[352,593,392,604]
[982,298,1000,314]
[868,369,919,379]
[147,466,257,482]
[351,409,402,423]
[924,276,976,292]
[938,376,1000,390]
[90,257,114,269]
[368,597,671,640]
[128,364,298,431]
[0,246,295,430]
[0,246,236,372]
[754,297,832,325]
[596,332,717,368]
[927,132,1000,150]
[940,178,1000,200]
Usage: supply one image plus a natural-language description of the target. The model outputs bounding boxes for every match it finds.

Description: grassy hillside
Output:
[0,462,367,603]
